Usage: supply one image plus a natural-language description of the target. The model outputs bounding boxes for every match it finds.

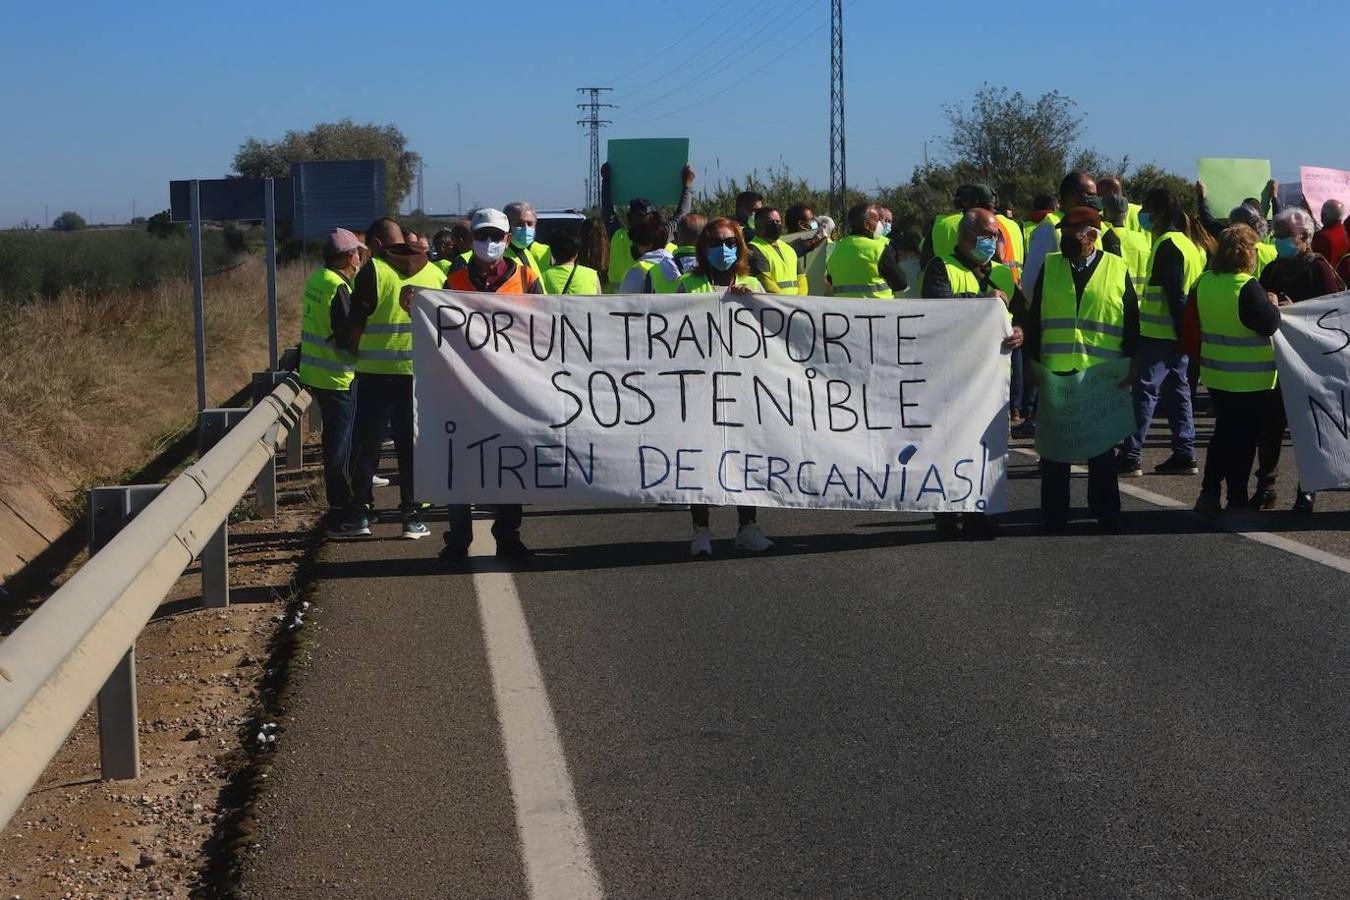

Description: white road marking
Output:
[1011,447,1350,576]
[472,520,603,900]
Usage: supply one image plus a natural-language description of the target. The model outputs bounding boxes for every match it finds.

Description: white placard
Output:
[412,290,1011,512]
[1274,291,1350,492]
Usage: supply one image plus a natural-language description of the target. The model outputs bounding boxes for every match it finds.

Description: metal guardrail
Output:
[0,375,311,830]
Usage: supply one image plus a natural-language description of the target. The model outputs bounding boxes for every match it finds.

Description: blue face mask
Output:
[878,221,893,238]
[511,225,535,248]
[972,236,998,263]
[708,244,739,272]
[1137,212,1152,232]
[807,220,819,232]
[1275,236,1299,259]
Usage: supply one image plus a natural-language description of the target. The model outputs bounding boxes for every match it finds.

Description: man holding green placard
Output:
[1015,206,1140,533]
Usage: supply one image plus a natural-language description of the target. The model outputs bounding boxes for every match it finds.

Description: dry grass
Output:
[0,256,308,499]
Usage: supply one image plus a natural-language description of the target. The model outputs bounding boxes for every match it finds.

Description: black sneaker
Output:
[1115,455,1143,478]
[439,543,469,564]
[1250,487,1277,510]
[1011,420,1036,439]
[1194,491,1221,518]
[934,513,961,539]
[962,515,999,541]
[495,537,533,560]
[1154,454,1199,475]
[1293,492,1316,514]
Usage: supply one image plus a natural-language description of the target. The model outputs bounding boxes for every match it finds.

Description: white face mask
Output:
[473,238,507,262]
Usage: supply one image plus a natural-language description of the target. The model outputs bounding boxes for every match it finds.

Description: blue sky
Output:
[1,0,1345,227]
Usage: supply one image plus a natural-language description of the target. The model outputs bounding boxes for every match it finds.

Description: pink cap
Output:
[325,227,366,254]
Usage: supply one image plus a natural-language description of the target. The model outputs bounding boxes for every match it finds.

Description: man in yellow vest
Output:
[1098,175,1144,233]
[503,201,550,286]
[1102,194,1150,293]
[1116,187,1203,478]
[748,207,806,294]
[299,227,364,534]
[600,161,695,286]
[826,202,907,297]
[1015,206,1139,532]
[342,217,444,539]
[921,207,1025,539]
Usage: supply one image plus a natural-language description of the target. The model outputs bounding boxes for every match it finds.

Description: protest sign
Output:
[1273,291,1350,491]
[412,291,1011,512]
[1031,359,1135,463]
[607,139,690,207]
[1300,166,1350,224]
[1197,158,1272,218]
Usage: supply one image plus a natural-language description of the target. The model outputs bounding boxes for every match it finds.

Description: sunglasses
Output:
[474,229,507,241]
[713,236,738,248]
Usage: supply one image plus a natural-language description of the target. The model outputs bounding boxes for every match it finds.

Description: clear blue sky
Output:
[2,0,1345,227]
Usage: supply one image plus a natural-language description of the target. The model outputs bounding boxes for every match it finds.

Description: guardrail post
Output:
[198,408,248,608]
[88,484,166,780]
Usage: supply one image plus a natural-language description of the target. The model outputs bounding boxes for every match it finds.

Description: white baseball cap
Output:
[470,208,509,234]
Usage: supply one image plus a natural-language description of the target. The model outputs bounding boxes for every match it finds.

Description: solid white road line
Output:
[472,520,603,900]
[1011,447,1350,576]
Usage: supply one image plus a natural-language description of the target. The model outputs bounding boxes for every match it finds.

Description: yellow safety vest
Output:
[927,213,962,260]
[1140,231,1203,340]
[827,235,893,298]
[923,255,1016,316]
[1254,241,1276,278]
[750,237,803,294]
[1112,226,1152,295]
[677,273,763,293]
[527,241,552,270]
[608,228,632,285]
[356,257,444,376]
[1040,252,1129,372]
[299,267,357,391]
[508,243,547,292]
[1195,272,1277,392]
[541,263,602,295]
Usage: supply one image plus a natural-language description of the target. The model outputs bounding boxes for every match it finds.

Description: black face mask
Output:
[759,222,782,241]
[1082,195,1104,212]
[1060,234,1082,258]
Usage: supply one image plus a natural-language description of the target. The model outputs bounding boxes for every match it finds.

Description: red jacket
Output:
[1312,222,1349,271]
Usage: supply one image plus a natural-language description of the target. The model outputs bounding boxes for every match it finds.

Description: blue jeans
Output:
[1121,337,1194,462]
[311,386,356,512]
[1009,348,1037,417]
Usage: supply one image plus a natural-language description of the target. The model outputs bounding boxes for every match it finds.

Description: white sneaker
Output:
[690,527,713,557]
[734,523,774,553]
[371,474,391,487]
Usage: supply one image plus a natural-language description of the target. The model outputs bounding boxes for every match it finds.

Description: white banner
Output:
[1274,291,1350,492]
[411,290,1011,512]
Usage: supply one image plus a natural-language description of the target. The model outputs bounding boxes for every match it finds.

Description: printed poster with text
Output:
[411,291,1012,513]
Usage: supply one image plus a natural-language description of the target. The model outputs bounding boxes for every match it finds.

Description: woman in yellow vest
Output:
[540,232,602,295]
[299,228,364,534]
[674,218,773,557]
[1182,225,1283,516]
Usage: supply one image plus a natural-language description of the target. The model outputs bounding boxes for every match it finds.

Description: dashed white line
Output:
[472,519,603,900]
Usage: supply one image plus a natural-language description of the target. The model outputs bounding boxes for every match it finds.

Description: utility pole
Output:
[828,0,847,224]
[576,87,616,211]
[417,159,425,214]
[456,182,463,214]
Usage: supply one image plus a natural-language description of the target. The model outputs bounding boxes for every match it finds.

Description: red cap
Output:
[1056,206,1102,230]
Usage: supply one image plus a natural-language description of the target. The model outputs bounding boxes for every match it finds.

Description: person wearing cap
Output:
[1023,172,1120,299]
[1116,187,1204,479]
[299,227,364,535]
[1015,205,1139,533]
[600,161,695,287]
[747,207,806,295]
[342,217,443,540]
[921,207,1025,539]
[540,231,602,295]
[437,208,541,564]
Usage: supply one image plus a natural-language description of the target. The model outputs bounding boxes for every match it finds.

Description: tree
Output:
[232,119,418,215]
[1126,162,1197,212]
[51,210,87,232]
[145,209,184,239]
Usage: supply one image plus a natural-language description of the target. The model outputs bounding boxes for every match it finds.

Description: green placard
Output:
[607,138,689,208]
[1197,157,1272,219]
[1032,358,1136,463]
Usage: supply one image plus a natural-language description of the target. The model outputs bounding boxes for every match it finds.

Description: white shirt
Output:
[620,249,680,294]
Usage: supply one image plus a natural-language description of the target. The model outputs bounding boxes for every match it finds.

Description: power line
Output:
[577,87,616,210]
[606,4,726,87]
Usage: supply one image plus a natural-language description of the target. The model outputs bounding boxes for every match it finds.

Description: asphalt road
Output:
[240,447,1350,898]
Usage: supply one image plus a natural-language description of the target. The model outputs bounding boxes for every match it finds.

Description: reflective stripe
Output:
[832,282,889,293]
[1139,312,1174,326]
[1199,356,1276,373]
[1041,318,1079,329]
[358,348,414,362]
[362,322,413,335]
[776,279,798,289]
[1201,332,1270,348]
[300,353,355,373]
[1042,342,1125,359]
[1078,320,1125,337]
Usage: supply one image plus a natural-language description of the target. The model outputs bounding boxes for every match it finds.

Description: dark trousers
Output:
[350,372,414,513]
[690,505,757,528]
[1009,348,1037,417]
[444,504,523,550]
[311,386,356,512]
[1203,388,1269,504]
[1040,450,1120,525]
[1255,389,1289,489]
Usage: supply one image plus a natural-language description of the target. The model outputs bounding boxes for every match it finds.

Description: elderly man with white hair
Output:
[1312,198,1349,268]
[503,200,550,288]
[1250,206,1347,513]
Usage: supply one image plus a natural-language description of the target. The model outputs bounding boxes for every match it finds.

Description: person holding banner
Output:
[1252,207,1345,512]
[674,217,773,556]
[435,208,540,563]
[1017,206,1139,532]
[1181,225,1282,515]
[921,208,1025,539]
[748,207,807,295]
